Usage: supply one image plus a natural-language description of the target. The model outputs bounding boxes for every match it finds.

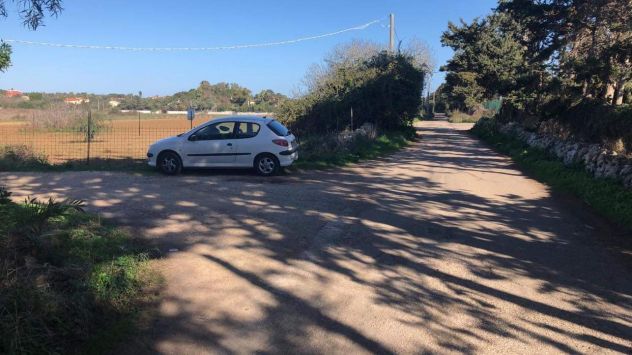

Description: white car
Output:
[147,116,298,176]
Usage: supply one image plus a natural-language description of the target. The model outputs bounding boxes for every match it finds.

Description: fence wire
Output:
[0,127,185,164]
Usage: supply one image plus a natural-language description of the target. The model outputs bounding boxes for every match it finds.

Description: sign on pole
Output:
[187,107,195,129]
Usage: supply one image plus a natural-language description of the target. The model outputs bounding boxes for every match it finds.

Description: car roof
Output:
[209,115,273,124]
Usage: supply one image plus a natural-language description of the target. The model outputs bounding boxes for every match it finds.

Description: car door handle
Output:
[226,143,233,146]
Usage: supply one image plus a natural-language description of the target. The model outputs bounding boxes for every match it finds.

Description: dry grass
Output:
[0,116,214,164]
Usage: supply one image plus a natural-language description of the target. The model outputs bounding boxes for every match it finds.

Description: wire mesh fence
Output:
[0,126,184,164]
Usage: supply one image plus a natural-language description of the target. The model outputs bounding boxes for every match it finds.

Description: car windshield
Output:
[267,120,290,136]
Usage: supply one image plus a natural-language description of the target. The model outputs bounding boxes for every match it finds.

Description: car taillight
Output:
[272,139,289,147]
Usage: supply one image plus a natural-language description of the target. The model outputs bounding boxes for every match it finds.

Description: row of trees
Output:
[117,82,287,112]
[278,40,433,134]
[440,0,631,114]
[0,82,287,113]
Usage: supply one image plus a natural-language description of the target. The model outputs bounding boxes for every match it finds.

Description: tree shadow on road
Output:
[2,124,631,354]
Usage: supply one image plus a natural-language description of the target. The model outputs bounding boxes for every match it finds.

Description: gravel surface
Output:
[2,121,630,354]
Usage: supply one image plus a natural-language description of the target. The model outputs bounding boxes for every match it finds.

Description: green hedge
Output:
[498,100,632,150]
[277,52,425,134]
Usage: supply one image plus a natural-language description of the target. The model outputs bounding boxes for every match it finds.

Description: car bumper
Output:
[278,149,298,167]
[147,152,157,167]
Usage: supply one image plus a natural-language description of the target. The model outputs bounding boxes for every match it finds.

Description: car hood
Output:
[151,135,181,147]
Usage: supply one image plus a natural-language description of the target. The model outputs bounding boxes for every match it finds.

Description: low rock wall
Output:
[475,118,632,188]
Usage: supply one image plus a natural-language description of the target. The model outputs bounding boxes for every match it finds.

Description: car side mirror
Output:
[189,134,198,141]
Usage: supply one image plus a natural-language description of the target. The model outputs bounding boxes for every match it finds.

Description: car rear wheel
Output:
[255,154,279,176]
[158,151,182,175]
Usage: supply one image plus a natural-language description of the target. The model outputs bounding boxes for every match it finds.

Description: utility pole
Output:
[389,13,395,53]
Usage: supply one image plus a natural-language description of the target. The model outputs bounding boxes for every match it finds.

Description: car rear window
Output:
[267,120,290,136]
[236,122,261,139]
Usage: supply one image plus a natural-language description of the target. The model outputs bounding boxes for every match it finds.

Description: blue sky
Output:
[0,0,496,96]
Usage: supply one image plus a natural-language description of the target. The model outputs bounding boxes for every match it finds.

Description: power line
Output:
[4,19,382,52]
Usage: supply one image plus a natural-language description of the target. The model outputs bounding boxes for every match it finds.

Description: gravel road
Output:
[2,121,630,354]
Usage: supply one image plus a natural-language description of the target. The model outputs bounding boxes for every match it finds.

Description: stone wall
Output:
[475,118,632,188]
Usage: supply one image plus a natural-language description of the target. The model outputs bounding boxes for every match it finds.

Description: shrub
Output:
[448,107,494,123]
[0,145,49,170]
[498,100,632,153]
[0,195,156,353]
[296,125,415,168]
[0,186,11,204]
[277,51,426,135]
[30,104,109,139]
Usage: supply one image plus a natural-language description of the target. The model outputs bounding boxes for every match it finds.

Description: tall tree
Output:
[497,0,632,105]
[0,41,10,72]
[440,14,533,111]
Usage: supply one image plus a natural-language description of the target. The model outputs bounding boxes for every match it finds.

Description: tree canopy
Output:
[440,0,631,113]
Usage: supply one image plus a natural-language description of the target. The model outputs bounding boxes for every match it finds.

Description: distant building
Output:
[64,97,90,105]
[4,89,23,98]
[108,100,120,107]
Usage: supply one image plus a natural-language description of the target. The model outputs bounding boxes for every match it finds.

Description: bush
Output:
[0,145,49,170]
[0,194,157,354]
[498,100,632,153]
[555,102,632,152]
[448,108,493,123]
[295,126,415,168]
[30,104,109,139]
[0,186,11,204]
[277,51,426,135]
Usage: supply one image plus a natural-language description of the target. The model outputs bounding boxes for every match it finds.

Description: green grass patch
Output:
[471,124,632,230]
[293,128,416,169]
[448,110,487,123]
[0,190,160,354]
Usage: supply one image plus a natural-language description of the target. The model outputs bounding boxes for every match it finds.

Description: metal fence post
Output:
[86,109,92,165]
[31,113,35,152]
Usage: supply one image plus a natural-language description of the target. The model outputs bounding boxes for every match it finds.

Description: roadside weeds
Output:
[0,190,163,354]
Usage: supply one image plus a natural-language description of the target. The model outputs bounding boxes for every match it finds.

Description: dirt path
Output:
[2,121,631,354]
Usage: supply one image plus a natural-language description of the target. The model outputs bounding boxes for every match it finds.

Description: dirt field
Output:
[2,121,630,354]
[0,116,215,163]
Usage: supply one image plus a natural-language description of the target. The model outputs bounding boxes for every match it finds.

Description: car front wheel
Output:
[255,154,279,176]
[158,151,182,175]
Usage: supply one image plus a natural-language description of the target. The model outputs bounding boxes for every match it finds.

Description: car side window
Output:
[193,122,235,140]
[236,122,261,139]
